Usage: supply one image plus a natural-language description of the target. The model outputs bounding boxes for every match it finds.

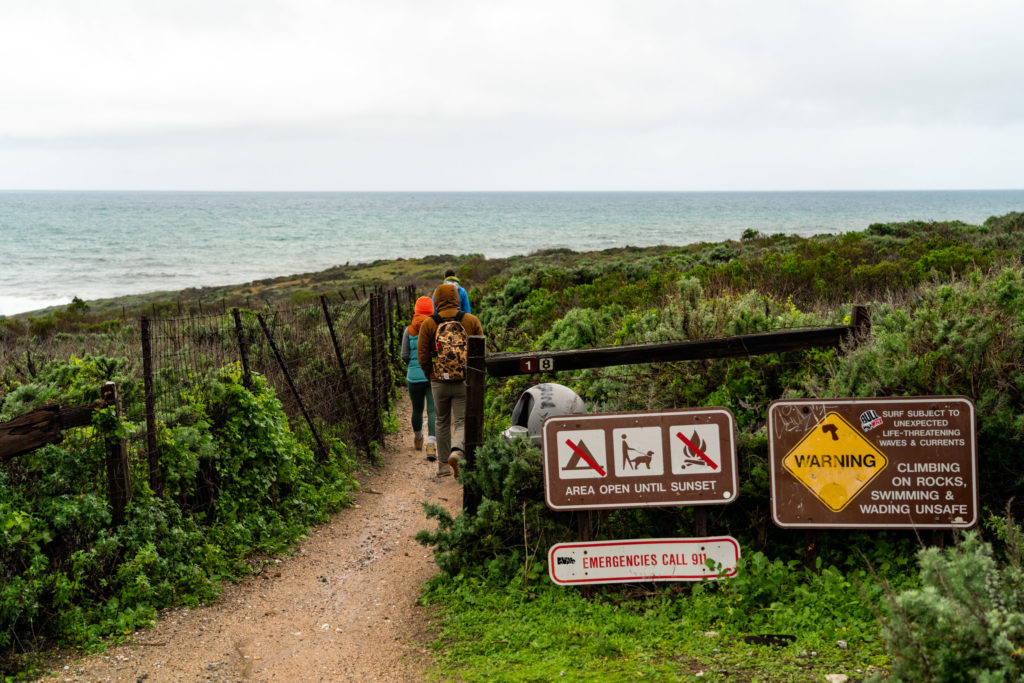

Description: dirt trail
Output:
[42,392,461,682]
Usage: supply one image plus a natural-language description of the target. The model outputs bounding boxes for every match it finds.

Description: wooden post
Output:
[231,308,253,390]
[464,336,486,514]
[577,511,595,599]
[1,401,104,461]
[852,304,871,338]
[385,289,394,355]
[484,324,873,377]
[805,531,819,572]
[140,316,162,494]
[102,382,131,527]
[320,296,372,454]
[369,293,384,443]
[695,508,708,537]
[257,314,331,461]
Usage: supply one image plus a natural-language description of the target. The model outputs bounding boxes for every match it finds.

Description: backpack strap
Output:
[455,311,465,323]
[431,313,443,324]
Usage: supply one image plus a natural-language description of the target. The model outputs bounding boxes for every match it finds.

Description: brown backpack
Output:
[431,312,468,381]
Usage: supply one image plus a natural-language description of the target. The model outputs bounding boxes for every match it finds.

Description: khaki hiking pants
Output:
[431,380,467,472]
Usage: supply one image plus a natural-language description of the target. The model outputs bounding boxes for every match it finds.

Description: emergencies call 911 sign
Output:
[768,396,978,529]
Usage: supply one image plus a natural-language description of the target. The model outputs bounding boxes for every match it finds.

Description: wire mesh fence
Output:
[1,286,414,515]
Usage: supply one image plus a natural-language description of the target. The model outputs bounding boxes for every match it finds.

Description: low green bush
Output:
[1,358,356,671]
[876,516,1024,681]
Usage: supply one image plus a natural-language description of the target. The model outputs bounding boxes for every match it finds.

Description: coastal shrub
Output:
[0,359,356,666]
[876,520,1024,682]
[823,266,1024,512]
[536,305,625,350]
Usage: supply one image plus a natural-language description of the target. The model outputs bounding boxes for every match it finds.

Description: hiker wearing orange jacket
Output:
[417,283,483,478]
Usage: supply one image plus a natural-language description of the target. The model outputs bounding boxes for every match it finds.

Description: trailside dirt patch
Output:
[40,394,461,682]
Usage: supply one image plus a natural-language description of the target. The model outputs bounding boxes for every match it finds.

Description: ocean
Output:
[1,190,1022,317]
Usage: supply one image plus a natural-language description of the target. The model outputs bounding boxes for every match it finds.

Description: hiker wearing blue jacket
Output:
[435,268,471,314]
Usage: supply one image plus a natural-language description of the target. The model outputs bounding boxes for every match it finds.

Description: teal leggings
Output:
[408,381,436,436]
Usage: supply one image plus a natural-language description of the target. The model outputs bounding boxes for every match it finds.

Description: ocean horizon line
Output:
[3,189,1021,317]
[2,188,1023,195]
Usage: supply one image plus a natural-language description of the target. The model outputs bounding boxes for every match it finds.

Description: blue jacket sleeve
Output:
[459,285,471,314]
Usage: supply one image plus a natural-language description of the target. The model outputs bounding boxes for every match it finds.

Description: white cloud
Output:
[0,0,1022,189]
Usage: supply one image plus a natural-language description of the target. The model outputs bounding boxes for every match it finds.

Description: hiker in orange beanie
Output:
[401,296,438,459]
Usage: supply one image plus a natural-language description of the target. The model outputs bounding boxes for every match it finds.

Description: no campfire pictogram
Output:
[670,424,722,474]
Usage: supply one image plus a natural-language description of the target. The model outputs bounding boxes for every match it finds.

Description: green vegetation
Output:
[414,212,1024,680]
[3,211,1024,679]
[1,357,357,673]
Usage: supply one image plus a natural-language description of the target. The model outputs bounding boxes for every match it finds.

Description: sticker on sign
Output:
[548,537,740,585]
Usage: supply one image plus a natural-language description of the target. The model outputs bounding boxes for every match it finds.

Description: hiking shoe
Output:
[448,450,464,479]
[436,468,451,478]
[425,442,437,461]
[414,433,424,450]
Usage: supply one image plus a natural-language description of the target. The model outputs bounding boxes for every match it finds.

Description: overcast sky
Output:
[1,0,1022,191]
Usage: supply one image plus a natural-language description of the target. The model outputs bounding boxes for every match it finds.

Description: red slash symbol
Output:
[565,439,607,477]
[675,432,718,470]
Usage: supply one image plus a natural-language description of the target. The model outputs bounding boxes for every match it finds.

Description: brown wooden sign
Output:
[542,409,738,511]
[769,396,977,529]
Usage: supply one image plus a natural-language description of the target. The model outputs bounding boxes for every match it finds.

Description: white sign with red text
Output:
[548,537,741,585]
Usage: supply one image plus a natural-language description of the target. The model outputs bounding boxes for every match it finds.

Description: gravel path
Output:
[41,393,461,682]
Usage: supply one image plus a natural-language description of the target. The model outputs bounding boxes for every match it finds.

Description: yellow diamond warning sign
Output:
[781,412,888,512]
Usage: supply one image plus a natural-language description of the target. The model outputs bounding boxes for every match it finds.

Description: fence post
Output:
[101,382,130,526]
[385,289,394,358]
[256,313,331,461]
[320,296,372,454]
[852,304,871,338]
[231,307,253,390]
[369,293,384,444]
[140,316,162,494]
[464,335,486,514]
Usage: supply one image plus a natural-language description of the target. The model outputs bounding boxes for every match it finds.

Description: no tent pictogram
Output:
[556,429,608,480]
[564,438,606,477]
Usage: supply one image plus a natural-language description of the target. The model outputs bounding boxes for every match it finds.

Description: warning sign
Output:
[781,412,888,512]
[542,409,738,510]
[769,396,977,529]
[548,537,740,585]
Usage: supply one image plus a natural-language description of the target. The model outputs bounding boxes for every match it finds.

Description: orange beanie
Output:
[409,296,435,336]
[414,296,434,315]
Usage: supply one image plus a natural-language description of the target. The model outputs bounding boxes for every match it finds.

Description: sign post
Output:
[542,409,739,511]
[769,396,977,529]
